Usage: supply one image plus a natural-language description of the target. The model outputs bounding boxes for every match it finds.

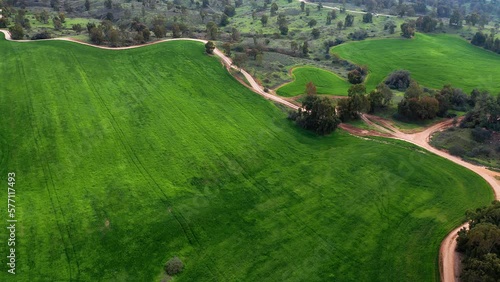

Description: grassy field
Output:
[332,33,500,94]
[276,67,352,97]
[0,34,493,281]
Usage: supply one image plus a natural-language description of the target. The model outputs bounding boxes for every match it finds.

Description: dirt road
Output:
[2,29,498,281]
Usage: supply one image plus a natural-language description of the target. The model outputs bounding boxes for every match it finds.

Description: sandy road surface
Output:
[2,29,498,281]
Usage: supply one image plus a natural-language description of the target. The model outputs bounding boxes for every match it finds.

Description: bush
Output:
[471,127,492,143]
[165,257,184,276]
[449,145,465,156]
[31,31,52,40]
[385,70,411,91]
[467,146,491,158]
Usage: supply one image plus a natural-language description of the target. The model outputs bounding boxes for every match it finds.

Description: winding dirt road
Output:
[2,29,498,281]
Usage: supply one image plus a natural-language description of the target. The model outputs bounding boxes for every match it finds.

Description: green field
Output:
[0,34,493,281]
[332,33,500,94]
[276,67,352,97]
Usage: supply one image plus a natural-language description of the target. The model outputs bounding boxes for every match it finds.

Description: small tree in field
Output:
[205,41,215,54]
[165,257,184,276]
[305,81,317,95]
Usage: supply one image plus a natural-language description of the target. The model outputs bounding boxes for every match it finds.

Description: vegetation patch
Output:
[332,33,500,93]
[276,66,351,97]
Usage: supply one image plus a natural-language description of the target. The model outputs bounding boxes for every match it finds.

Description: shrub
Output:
[31,31,52,40]
[468,146,491,158]
[385,70,411,91]
[471,127,492,143]
[165,257,184,276]
[449,145,465,156]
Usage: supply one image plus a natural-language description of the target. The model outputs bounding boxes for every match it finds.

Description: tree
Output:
[165,257,184,276]
[172,24,181,38]
[317,2,322,11]
[337,21,343,30]
[471,31,487,46]
[84,0,90,11]
[311,28,320,39]
[416,16,437,33]
[279,25,288,35]
[223,5,235,17]
[308,19,317,27]
[270,2,278,16]
[153,24,166,38]
[232,53,248,68]
[302,41,309,56]
[72,24,83,33]
[222,42,231,56]
[53,17,62,31]
[449,9,462,28]
[338,84,369,120]
[220,14,229,26]
[260,14,268,26]
[289,91,341,135]
[9,24,24,40]
[362,13,372,23]
[400,20,416,38]
[368,83,393,112]
[344,14,354,27]
[347,69,363,84]
[305,7,310,16]
[231,28,240,42]
[305,81,316,95]
[89,27,104,44]
[206,21,218,40]
[300,1,305,12]
[205,41,215,54]
[385,70,411,91]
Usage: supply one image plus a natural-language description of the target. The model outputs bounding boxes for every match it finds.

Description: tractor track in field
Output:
[2,29,499,282]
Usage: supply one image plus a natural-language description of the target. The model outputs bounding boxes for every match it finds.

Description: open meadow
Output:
[332,33,500,94]
[0,34,493,281]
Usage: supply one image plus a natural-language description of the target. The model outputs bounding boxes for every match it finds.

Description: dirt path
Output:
[299,0,396,17]
[361,114,500,282]
[2,29,498,281]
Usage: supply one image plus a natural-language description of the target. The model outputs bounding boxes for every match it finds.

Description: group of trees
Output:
[337,83,393,121]
[288,82,341,135]
[461,90,500,131]
[471,31,500,54]
[456,201,500,282]
[347,65,368,84]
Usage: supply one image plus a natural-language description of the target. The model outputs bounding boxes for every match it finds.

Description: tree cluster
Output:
[456,201,500,282]
[288,82,341,135]
[461,91,500,131]
[471,32,500,54]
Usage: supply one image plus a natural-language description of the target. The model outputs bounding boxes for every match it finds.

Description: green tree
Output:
[165,257,184,276]
[300,1,305,12]
[222,42,231,56]
[84,0,90,11]
[311,28,320,39]
[302,40,309,55]
[206,21,218,40]
[362,13,372,23]
[308,19,317,27]
[205,41,215,54]
[9,23,24,40]
[260,14,269,26]
[400,20,416,38]
[344,14,354,27]
[290,92,341,135]
[270,2,278,16]
[449,9,463,28]
[337,21,343,29]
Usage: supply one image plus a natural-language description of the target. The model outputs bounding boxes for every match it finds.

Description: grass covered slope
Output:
[0,35,493,281]
[332,33,500,94]
[276,67,351,97]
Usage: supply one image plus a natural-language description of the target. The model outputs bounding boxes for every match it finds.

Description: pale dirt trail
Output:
[299,0,395,17]
[2,29,498,281]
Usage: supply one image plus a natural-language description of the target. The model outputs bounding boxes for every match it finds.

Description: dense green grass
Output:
[332,33,500,94]
[276,67,351,96]
[0,33,493,281]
